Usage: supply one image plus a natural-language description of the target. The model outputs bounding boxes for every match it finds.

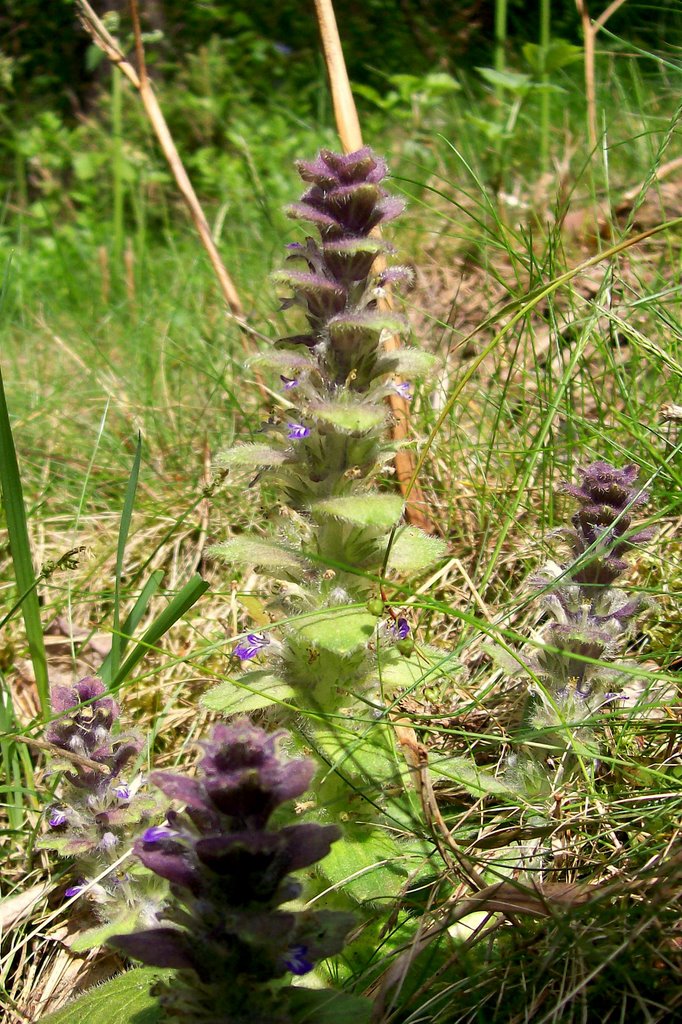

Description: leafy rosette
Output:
[110,720,354,1023]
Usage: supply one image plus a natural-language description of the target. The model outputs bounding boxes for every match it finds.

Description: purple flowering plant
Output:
[110,720,355,1024]
[37,677,166,944]
[200,151,454,883]
[208,149,446,722]
[511,462,655,756]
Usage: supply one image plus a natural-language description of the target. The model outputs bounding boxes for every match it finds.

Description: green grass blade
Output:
[0,262,49,716]
[111,574,210,689]
[99,568,164,685]
[110,433,142,683]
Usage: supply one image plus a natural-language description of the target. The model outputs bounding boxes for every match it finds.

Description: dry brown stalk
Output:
[576,0,629,150]
[75,0,277,405]
[313,0,436,534]
[76,0,245,320]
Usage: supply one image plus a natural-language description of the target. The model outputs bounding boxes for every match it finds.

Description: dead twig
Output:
[576,0,629,151]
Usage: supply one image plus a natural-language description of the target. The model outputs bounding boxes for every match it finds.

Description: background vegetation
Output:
[1,1,681,1021]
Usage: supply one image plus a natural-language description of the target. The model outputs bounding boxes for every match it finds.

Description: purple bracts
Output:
[110,720,354,1022]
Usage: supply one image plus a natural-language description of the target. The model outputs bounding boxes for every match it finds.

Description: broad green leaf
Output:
[375,349,437,378]
[476,66,531,92]
[327,312,408,347]
[202,671,295,714]
[374,650,428,694]
[70,911,140,953]
[322,829,430,903]
[211,536,304,570]
[39,968,167,1024]
[312,402,385,434]
[314,726,404,785]
[249,350,316,372]
[285,988,372,1024]
[217,444,287,468]
[422,71,461,94]
[294,608,377,655]
[323,238,385,257]
[428,754,518,798]
[385,526,447,573]
[523,40,583,75]
[312,495,404,531]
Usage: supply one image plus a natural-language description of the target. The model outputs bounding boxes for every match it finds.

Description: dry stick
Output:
[313,0,436,534]
[576,0,629,151]
[77,1,244,318]
[76,1,269,401]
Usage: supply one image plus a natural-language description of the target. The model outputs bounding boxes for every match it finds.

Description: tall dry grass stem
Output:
[576,0,629,150]
[76,0,243,320]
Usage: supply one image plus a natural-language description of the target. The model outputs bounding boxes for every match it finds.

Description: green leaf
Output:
[0,261,49,714]
[476,66,531,92]
[35,833,91,855]
[249,350,315,372]
[311,495,404,531]
[322,829,429,903]
[374,349,437,378]
[422,71,461,94]
[428,755,518,798]
[38,968,167,1024]
[217,444,287,468]
[201,671,295,714]
[374,649,428,694]
[327,312,408,348]
[385,527,447,573]
[324,238,386,258]
[111,575,209,688]
[70,911,140,953]
[523,39,584,74]
[285,988,373,1024]
[351,82,396,110]
[211,536,304,570]
[100,569,164,685]
[312,402,385,434]
[294,608,377,655]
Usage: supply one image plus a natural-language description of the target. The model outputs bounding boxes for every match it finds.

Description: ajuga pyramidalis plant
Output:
[110,719,357,1024]
[203,149,450,854]
[507,461,654,776]
[37,677,166,945]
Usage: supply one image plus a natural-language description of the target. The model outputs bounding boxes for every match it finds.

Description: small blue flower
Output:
[99,831,118,851]
[49,809,68,827]
[393,381,412,401]
[392,617,410,640]
[234,633,270,661]
[284,944,314,976]
[65,883,85,899]
[287,422,310,440]
[280,375,299,390]
[142,825,173,844]
[115,783,130,800]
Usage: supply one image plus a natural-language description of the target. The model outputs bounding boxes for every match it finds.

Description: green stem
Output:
[112,69,124,266]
